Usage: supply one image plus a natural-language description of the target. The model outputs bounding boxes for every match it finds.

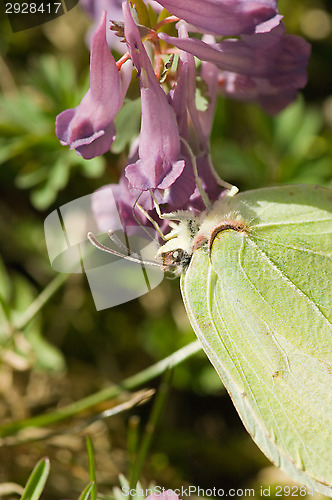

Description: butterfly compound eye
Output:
[160,249,191,274]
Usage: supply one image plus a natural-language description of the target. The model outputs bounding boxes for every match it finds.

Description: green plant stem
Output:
[86,436,97,500]
[14,273,69,331]
[0,340,202,438]
[130,370,171,489]
[0,292,12,338]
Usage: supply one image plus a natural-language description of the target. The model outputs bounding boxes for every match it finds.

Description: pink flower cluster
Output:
[56,0,310,228]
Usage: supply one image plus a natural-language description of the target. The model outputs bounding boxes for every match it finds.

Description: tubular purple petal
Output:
[219,72,302,114]
[92,178,147,231]
[56,11,131,159]
[167,21,207,151]
[123,1,188,199]
[160,22,310,113]
[154,0,278,36]
[80,0,162,51]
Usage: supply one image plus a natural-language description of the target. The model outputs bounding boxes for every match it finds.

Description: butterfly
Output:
[158,184,332,495]
[90,183,332,494]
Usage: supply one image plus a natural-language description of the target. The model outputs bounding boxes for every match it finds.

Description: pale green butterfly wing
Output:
[181,185,332,494]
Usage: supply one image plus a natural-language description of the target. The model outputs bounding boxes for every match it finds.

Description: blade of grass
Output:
[14,273,68,331]
[0,292,12,338]
[129,370,171,489]
[0,292,11,322]
[4,389,155,446]
[0,339,201,438]
[86,436,97,500]
[79,482,95,500]
[20,457,50,500]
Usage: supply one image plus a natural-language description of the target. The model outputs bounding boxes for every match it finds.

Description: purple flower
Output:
[154,0,278,36]
[218,71,301,114]
[189,153,224,210]
[160,20,311,113]
[80,0,162,52]
[56,11,132,160]
[91,173,176,242]
[80,0,125,52]
[167,22,205,147]
[123,2,187,202]
[166,25,223,205]
[92,176,152,231]
[166,27,214,146]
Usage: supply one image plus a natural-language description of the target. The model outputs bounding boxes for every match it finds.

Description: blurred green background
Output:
[0,0,331,498]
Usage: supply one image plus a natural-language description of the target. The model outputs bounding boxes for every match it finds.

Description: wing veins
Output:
[254,217,332,230]
[206,260,281,444]
[246,238,332,330]
[235,245,329,467]
[252,236,332,259]
[213,240,300,457]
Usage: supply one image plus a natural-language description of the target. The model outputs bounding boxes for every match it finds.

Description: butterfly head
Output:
[156,197,248,275]
[156,216,202,275]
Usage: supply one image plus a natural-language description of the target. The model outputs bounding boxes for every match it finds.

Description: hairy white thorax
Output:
[156,192,246,275]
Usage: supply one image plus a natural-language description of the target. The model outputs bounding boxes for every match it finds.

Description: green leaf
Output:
[195,76,209,112]
[86,436,97,500]
[30,184,58,210]
[25,322,65,371]
[177,185,332,495]
[77,155,106,178]
[29,56,80,109]
[274,98,322,159]
[15,166,49,189]
[78,482,95,500]
[20,457,50,500]
[130,0,150,27]
[12,274,36,315]
[112,99,141,154]
[0,255,11,304]
[1,273,65,371]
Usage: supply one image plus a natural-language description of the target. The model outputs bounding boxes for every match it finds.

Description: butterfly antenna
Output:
[180,137,212,210]
[108,230,141,260]
[87,232,163,268]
